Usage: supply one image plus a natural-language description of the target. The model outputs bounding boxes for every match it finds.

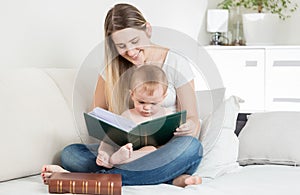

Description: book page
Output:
[89,107,137,132]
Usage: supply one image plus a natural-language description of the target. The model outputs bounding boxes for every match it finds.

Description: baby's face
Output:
[131,85,165,117]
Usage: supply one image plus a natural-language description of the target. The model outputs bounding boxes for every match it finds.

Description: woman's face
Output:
[111,27,151,66]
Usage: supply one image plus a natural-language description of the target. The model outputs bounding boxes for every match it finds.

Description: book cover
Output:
[84,108,186,149]
[48,172,122,195]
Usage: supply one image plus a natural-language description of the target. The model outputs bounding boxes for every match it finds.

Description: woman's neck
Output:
[143,44,168,67]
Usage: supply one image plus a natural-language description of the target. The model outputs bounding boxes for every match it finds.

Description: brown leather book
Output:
[48,172,122,195]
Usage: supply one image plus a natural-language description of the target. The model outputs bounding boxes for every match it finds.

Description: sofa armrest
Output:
[0,68,81,182]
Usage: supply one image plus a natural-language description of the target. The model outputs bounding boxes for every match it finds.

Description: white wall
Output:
[2,0,298,69]
[0,0,207,68]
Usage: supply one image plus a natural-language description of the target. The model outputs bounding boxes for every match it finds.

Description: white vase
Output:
[242,13,279,45]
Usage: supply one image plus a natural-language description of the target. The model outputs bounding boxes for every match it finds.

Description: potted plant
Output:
[218,0,298,20]
[218,0,298,45]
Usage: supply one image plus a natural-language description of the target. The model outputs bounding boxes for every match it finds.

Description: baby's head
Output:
[129,65,168,117]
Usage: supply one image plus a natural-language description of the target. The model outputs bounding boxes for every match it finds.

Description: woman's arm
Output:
[93,75,112,167]
[92,75,108,110]
[174,80,200,137]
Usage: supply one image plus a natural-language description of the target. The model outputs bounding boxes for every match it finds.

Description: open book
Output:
[84,107,186,149]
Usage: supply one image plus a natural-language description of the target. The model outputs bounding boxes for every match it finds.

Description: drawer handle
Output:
[273,61,300,67]
[273,98,300,103]
[245,61,257,67]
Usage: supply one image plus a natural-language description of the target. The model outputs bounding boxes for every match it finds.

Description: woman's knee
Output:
[61,144,81,158]
[175,136,203,157]
[61,144,82,168]
[176,135,202,148]
[190,136,203,154]
[61,143,102,172]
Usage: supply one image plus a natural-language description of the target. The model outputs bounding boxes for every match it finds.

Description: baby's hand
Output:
[174,119,196,136]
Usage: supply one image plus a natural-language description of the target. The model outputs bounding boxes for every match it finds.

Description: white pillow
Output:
[195,88,225,120]
[194,95,241,179]
[238,111,300,166]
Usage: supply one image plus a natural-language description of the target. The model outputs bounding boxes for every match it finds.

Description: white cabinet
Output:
[205,47,265,112]
[205,46,300,112]
[265,48,300,111]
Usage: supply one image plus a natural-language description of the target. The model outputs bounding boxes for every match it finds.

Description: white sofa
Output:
[1,67,300,195]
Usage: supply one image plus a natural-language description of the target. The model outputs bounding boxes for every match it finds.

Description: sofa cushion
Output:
[195,95,241,179]
[0,68,80,181]
[238,111,300,166]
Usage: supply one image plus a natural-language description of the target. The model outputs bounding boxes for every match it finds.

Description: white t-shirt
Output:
[161,50,195,112]
[100,50,195,112]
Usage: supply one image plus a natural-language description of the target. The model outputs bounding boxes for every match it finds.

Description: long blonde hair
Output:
[104,3,147,114]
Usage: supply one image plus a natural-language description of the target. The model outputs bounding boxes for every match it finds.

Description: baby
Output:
[96,65,172,168]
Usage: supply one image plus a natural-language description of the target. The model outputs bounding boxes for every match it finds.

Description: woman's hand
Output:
[174,119,197,136]
[175,80,200,137]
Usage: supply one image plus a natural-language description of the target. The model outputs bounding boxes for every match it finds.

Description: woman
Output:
[42,3,202,187]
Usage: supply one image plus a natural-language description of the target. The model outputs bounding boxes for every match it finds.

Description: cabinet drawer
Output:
[267,68,300,98]
[206,48,265,112]
[265,49,300,111]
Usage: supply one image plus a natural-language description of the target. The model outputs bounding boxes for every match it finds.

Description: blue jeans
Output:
[61,136,203,186]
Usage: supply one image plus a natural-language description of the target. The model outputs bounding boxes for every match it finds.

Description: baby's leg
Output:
[110,145,157,164]
[96,151,113,168]
[96,141,115,168]
[41,165,69,185]
[172,174,202,187]
[109,143,133,165]
[123,145,157,164]
[98,141,115,156]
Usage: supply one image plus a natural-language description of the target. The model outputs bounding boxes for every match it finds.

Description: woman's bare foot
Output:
[109,143,133,165]
[172,174,202,187]
[41,165,69,185]
[96,151,113,168]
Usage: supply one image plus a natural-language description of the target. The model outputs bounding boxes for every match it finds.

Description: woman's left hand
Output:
[174,119,196,136]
